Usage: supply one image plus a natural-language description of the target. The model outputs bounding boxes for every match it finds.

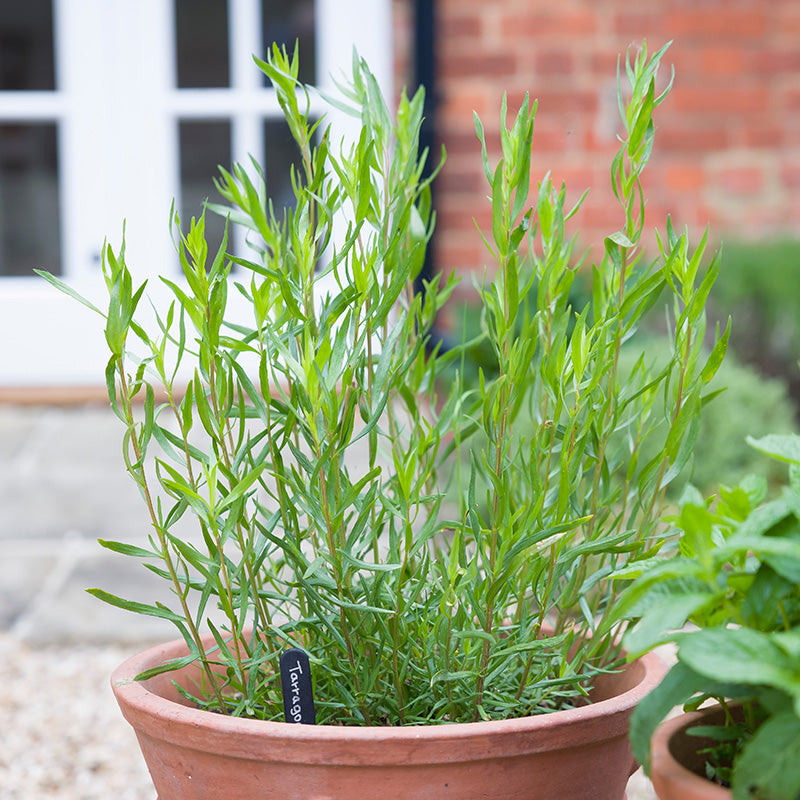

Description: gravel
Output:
[0,633,154,800]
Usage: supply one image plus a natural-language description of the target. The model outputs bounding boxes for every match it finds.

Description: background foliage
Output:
[709,239,800,415]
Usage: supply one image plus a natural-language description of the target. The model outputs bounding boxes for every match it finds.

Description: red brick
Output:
[786,88,800,111]
[531,123,581,153]
[700,48,746,76]
[438,204,490,233]
[500,10,597,39]
[672,85,768,114]
[437,156,486,190]
[656,124,732,153]
[744,124,785,149]
[756,50,800,74]
[426,1,800,268]
[589,49,624,77]
[440,13,483,39]
[665,164,705,191]
[437,239,488,274]
[666,9,767,38]
[440,87,492,123]
[692,204,718,231]
[776,8,800,38]
[579,202,625,234]
[545,165,598,194]
[437,168,484,195]
[614,13,660,36]
[534,90,597,115]
[440,53,517,80]
[783,118,800,147]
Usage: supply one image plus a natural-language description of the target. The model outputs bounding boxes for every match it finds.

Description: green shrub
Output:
[709,239,800,408]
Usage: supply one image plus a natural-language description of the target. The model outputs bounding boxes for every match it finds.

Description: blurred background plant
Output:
[708,239,800,413]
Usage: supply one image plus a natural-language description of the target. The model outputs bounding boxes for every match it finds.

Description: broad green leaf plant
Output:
[40,41,726,725]
[621,433,800,800]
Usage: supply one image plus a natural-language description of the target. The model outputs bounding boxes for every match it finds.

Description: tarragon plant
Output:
[40,41,727,725]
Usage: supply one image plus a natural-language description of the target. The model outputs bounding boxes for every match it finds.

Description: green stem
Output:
[118,364,229,713]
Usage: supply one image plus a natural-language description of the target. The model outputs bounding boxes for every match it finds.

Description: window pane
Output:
[0,0,55,91]
[179,120,231,254]
[0,124,61,276]
[175,0,229,88]
[262,0,315,85]
[264,118,306,213]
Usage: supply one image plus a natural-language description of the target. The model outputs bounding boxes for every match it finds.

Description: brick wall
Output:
[394,0,800,293]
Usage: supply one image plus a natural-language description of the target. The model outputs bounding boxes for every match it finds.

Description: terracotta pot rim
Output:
[111,631,665,756]
[650,707,732,799]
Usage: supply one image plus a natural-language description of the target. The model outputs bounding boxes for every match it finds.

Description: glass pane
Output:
[0,0,55,91]
[262,0,315,85]
[175,0,229,88]
[179,120,231,254]
[0,124,61,276]
[264,118,306,213]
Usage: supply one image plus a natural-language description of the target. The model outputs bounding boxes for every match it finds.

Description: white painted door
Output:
[0,0,392,386]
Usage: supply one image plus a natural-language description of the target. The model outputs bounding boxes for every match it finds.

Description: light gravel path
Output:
[0,403,657,799]
[0,633,154,799]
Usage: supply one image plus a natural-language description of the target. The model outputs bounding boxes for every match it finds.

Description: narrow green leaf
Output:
[87,588,185,622]
[218,464,267,510]
[35,270,105,316]
[339,552,402,573]
[97,539,158,559]
[135,653,198,681]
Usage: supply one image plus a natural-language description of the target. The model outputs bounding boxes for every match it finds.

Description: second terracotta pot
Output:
[650,706,732,800]
[112,633,665,800]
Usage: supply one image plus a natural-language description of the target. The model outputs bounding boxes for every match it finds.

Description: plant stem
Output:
[118,363,229,712]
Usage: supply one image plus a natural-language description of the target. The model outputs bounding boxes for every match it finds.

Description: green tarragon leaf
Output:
[87,589,184,622]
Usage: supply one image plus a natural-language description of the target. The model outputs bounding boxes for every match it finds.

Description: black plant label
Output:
[280,647,316,724]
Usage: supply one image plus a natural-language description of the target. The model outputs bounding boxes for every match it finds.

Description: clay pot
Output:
[650,706,732,799]
[111,633,665,800]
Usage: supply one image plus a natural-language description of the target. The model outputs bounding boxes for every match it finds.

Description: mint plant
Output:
[40,41,725,725]
[621,433,800,800]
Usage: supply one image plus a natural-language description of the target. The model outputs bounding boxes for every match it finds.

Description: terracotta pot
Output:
[650,706,732,799]
[111,633,665,800]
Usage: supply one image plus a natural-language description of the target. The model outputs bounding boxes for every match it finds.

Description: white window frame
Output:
[0,0,392,386]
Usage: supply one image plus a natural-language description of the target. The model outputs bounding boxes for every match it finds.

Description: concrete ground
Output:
[0,402,657,799]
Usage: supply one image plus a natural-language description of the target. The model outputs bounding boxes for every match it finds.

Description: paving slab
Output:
[0,404,164,643]
[0,406,149,543]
